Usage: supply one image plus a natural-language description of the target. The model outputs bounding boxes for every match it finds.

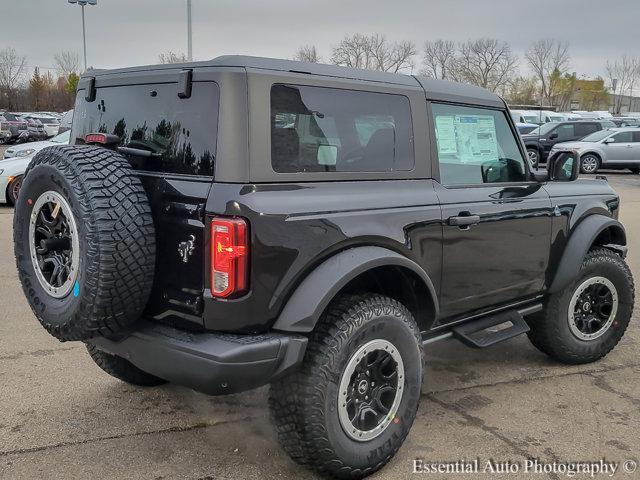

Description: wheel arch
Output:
[272,246,439,333]
[549,215,626,294]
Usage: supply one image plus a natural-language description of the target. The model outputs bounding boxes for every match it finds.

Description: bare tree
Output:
[453,38,518,92]
[503,76,539,105]
[605,55,640,113]
[158,51,189,64]
[331,34,416,73]
[54,51,80,77]
[525,39,570,104]
[421,40,456,79]
[0,47,27,93]
[294,45,322,63]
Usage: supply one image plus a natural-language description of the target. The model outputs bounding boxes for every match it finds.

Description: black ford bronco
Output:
[13,56,634,478]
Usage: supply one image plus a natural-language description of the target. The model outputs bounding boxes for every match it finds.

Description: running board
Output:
[451,310,530,348]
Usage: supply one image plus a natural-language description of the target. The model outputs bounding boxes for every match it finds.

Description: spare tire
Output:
[14,145,156,341]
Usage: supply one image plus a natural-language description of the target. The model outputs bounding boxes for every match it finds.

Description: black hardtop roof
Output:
[85,55,504,107]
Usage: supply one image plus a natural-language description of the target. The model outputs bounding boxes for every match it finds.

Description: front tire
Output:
[580,154,600,174]
[270,294,424,478]
[6,175,22,206]
[527,248,634,364]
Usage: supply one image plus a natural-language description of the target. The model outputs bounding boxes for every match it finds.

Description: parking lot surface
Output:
[1,145,639,479]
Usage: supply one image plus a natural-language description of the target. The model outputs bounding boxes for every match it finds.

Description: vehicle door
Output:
[546,123,575,153]
[631,131,640,164]
[603,131,634,162]
[430,102,552,320]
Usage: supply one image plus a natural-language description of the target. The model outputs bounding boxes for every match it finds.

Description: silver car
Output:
[550,128,640,174]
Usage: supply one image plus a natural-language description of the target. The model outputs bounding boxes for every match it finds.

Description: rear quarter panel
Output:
[203,180,443,332]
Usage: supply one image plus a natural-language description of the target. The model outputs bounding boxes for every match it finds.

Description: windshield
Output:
[581,130,612,142]
[528,123,557,136]
[50,130,71,144]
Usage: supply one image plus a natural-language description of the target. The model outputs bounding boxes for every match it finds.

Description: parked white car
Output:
[510,109,539,124]
[0,130,70,205]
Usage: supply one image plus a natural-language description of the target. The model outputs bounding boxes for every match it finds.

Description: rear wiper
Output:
[117,146,163,158]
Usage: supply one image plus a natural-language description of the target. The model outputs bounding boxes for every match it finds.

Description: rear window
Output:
[71,82,219,176]
[270,84,414,173]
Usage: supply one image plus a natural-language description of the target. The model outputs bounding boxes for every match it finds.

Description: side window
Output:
[575,123,598,137]
[554,124,575,140]
[270,84,414,173]
[632,131,640,143]
[431,103,527,186]
[611,131,633,143]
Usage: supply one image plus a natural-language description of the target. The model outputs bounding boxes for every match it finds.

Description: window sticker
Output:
[435,116,457,154]
[435,114,499,163]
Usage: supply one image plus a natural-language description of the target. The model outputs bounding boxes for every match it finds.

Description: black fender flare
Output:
[272,246,439,333]
[549,215,626,294]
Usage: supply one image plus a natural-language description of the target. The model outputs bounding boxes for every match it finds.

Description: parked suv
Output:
[13,57,634,479]
[551,127,640,174]
[522,120,616,166]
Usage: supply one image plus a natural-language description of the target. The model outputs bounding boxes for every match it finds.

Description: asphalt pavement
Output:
[1,149,639,479]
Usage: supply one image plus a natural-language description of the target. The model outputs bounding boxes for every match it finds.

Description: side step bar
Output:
[451,309,530,348]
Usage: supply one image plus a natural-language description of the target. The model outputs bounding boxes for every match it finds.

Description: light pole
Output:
[187,0,193,61]
[68,0,97,71]
[611,78,618,114]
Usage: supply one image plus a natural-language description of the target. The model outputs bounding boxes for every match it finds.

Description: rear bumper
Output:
[88,321,308,395]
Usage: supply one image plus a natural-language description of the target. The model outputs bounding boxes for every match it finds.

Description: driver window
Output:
[611,131,633,143]
[432,103,527,186]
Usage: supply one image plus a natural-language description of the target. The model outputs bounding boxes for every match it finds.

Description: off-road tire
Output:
[86,343,166,386]
[269,294,424,479]
[527,248,634,364]
[14,145,156,341]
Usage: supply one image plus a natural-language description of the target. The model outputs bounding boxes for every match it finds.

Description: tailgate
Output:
[140,175,211,326]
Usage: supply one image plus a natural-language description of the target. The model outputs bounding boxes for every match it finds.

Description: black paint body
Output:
[72,57,622,339]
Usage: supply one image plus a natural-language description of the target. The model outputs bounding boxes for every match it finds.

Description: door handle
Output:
[448,214,481,228]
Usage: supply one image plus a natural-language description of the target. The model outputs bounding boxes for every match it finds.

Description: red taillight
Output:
[85,133,108,144]
[84,133,119,145]
[210,217,248,298]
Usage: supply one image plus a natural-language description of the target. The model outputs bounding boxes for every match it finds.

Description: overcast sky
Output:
[3,0,639,84]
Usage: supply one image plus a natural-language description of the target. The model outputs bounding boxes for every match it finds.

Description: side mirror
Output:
[547,150,579,182]
[603,137,615,144]
[548,133,558,140]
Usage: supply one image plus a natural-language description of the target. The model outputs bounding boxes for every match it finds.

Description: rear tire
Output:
[86,343,166,386]
[526,148,540,168]
[270,294,424,478]
[527,248,634,364]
